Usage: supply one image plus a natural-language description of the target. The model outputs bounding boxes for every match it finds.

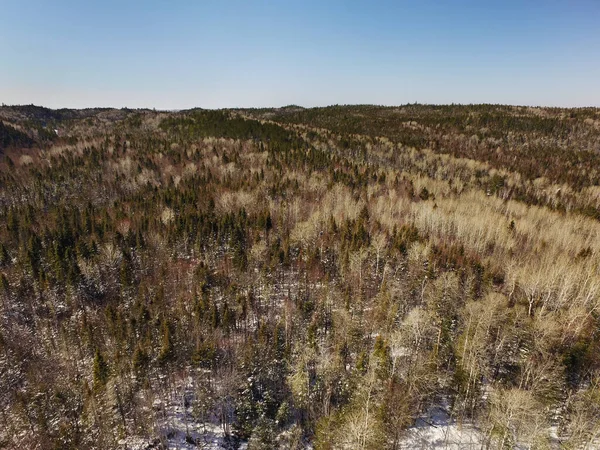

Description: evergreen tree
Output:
[93,350,110,390]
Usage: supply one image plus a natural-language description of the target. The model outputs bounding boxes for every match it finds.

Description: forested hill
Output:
[0,104,600,449]
[0,121,34,151]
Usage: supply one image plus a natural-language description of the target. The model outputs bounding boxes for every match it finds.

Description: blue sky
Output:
[1,0,599,108]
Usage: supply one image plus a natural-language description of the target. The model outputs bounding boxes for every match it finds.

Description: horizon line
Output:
[2,102,600,112]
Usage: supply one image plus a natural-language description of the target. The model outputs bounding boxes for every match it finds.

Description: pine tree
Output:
[133,344,150,378]
[93,350,110,390]
[158,319,173,364]
[0,243,9,266]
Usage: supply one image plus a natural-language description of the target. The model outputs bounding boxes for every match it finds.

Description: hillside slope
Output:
[0,104,599,449]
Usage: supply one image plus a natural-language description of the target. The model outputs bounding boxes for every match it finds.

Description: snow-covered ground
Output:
[123,421,245,450]
[399,402,484,449]
[122,384,485,450]
[122,375,246,450]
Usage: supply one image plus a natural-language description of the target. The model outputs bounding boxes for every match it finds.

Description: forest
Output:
[0,103,600,449]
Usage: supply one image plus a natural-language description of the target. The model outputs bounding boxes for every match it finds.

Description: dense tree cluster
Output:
[250,104,600,194]
[0,104,599,449]
[0,121,34,151]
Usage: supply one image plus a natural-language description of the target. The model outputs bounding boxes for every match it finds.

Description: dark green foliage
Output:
[0,121,34,149]
[159,110,293,143]
[133,345,150,376]
[93,350,110,389]
[157,319,174,364]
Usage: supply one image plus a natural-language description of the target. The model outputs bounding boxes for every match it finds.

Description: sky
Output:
[1,0,599,109]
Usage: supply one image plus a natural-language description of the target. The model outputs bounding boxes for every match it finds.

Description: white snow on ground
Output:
[122,375,246,450]
[122,382,485,450]
[123,420,246,450]
[120,382,597,450]
[400,422,483,449]
[399,401,484,449]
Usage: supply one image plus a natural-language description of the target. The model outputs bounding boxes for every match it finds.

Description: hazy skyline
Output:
[1,0,599,109]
